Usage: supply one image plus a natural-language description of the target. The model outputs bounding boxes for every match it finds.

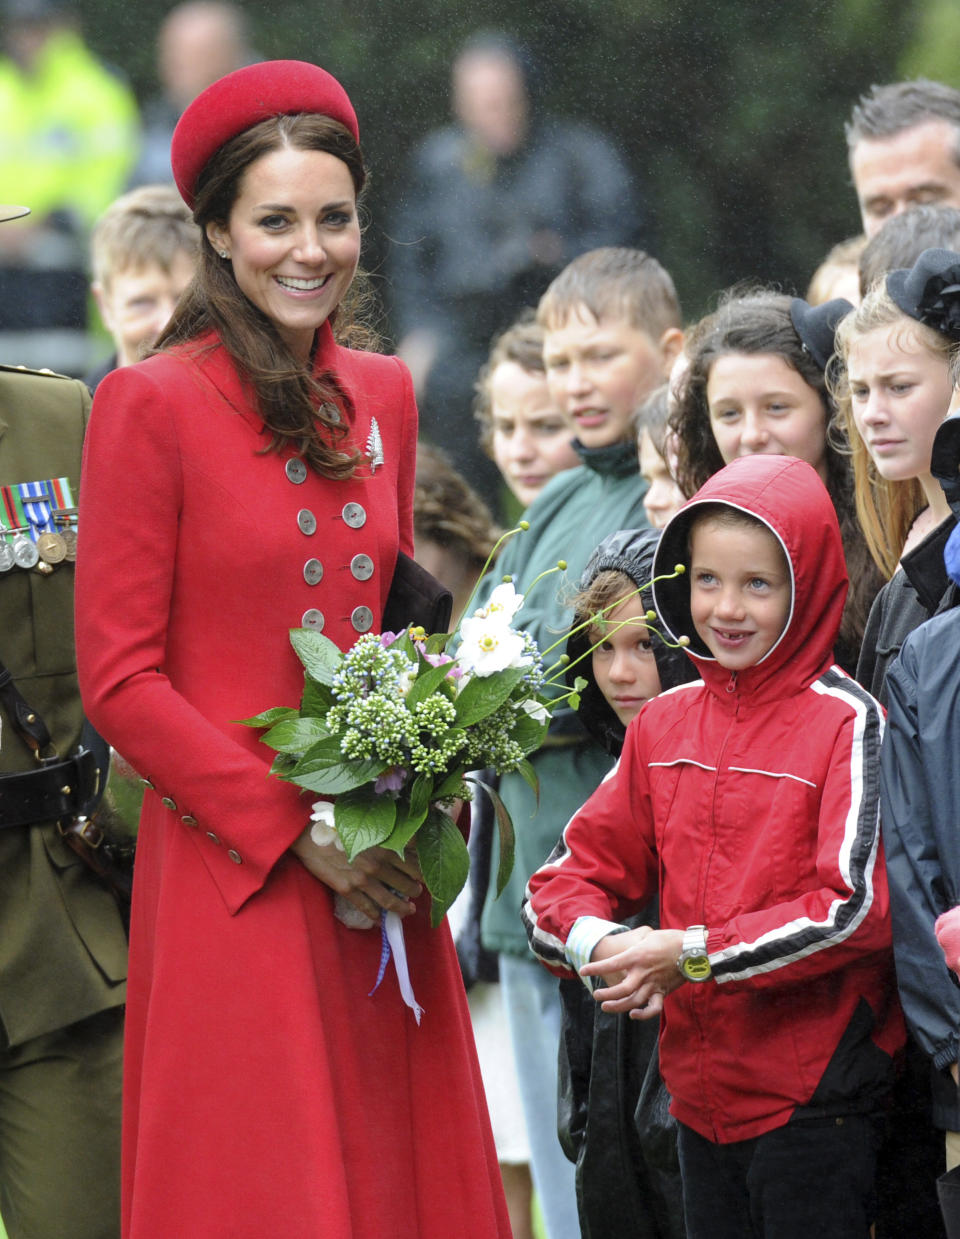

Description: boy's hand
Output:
[580,927,686,1020]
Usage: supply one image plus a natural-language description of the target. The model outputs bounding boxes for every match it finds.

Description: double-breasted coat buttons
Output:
[350,553,374,581]
[297,509,317,535]
[303,559,323,585]
[285,458,307,484]
[351,606,373,633]
[302,608,325,631]
[342,502,366,529]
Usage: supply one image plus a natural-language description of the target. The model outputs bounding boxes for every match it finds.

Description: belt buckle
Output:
[56,815,104,849]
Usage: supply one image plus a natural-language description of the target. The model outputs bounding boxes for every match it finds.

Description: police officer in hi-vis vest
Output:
[0,203,126,1238]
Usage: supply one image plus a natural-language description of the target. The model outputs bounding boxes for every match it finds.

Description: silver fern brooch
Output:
[366,418,384,471]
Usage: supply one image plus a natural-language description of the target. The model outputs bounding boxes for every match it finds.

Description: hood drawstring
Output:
[725,671,737,695]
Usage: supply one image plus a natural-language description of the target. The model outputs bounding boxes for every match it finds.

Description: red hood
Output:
[652,455,848,701]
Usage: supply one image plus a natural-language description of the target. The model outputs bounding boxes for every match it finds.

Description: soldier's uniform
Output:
[0,364,126,1238]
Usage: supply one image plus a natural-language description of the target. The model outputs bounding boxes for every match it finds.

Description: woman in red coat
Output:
[75,60,511,1239]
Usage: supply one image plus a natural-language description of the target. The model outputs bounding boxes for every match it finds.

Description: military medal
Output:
[11,533,38,569]
[60,527,78,562]
[0,477,76,571]
[37,531,67,564]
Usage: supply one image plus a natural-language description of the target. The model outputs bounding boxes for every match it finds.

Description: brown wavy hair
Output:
[157,112,378,480]
[669,288,881,660]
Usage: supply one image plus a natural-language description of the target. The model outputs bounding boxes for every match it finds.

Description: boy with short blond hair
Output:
[88,184,200,385]
[524,454,903,1239]
[474,247,682,1239]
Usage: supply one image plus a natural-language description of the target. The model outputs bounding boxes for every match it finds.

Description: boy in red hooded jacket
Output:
[522,454,903,1239]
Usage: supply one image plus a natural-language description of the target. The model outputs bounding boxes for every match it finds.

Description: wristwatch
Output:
[677,925,712,982]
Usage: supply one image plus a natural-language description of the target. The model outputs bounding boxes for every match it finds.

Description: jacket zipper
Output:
[700,672,740,1138]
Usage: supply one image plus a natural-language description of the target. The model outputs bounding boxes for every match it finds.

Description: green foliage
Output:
[454,666,527,727]
[236,705,298,729]
[289,628,343,686]
[417,804,471,927]
[334,785,398,859]
[470,776,516,900]
[261,716,330,753]
[280,735,385,794]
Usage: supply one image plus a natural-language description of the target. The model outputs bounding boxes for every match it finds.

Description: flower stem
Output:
[453,522,530,632]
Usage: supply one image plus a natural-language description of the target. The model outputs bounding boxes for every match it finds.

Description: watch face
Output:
[682,954,712,982]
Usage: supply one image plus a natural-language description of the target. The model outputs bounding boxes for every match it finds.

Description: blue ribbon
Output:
[368,910,391,996]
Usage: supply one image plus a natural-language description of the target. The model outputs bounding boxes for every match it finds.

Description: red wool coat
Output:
[76,324,510,1239]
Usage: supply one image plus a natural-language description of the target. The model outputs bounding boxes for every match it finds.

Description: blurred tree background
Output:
[75,0,943,326]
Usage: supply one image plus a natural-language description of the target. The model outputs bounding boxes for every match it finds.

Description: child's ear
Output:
[657,327,685,377]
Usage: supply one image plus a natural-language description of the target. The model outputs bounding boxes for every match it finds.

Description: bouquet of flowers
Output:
[242,526,683,1020]
[242,574,579,930]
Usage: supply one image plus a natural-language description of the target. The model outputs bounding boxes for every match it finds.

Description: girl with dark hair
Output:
[74,61,510,1239]
[669,288,880,668]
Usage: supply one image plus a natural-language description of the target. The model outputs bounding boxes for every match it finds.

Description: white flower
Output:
[474,581,524,623]
[517,698,549,725]
[397,663,417,697]
[310,799,344,850]
[458,614,530,677]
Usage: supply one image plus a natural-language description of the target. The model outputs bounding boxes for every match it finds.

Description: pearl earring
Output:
[219,250,229,259]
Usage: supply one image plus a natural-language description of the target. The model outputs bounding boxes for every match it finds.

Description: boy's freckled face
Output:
[543,309,667,448]
[689,519,791,671]
[590,595,663,725]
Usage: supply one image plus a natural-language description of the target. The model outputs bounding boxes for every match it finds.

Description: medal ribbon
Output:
[19,480,55,539]
[0,477,75,542]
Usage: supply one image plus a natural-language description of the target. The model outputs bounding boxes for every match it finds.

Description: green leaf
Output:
[510,709,549,757]
[454,666,527,727]
[261,716,331,754]
[433,766,467,800]
[284,736,385,794]
[301,675,334,717]
[568,692,581,711]
[270,751,297,777]
[408,772,433,822]
[573,676,588,693]
[471,777,516,898]
[381,799,427,855]
[236,705,298,730]
[516,758,539,803]
[417,804,470,928]
[289,628,343,686]
[285,763,384,795]
[424,632,451,655]
[334,786,397,860]
[404,659,456,709]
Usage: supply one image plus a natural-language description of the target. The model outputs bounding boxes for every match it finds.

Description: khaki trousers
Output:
[0,1007,122,1239]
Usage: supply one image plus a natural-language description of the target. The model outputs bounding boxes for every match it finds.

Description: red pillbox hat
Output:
[171,60,359,209]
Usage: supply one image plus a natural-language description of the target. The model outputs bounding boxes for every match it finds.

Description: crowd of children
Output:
[409,219,960,1239]
[48,164,960,1239]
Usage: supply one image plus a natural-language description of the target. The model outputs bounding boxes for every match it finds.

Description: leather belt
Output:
[0,749,99,829]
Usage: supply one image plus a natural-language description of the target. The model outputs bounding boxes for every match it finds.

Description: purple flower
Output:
[375,766,408,794]
[380,631,400,647]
